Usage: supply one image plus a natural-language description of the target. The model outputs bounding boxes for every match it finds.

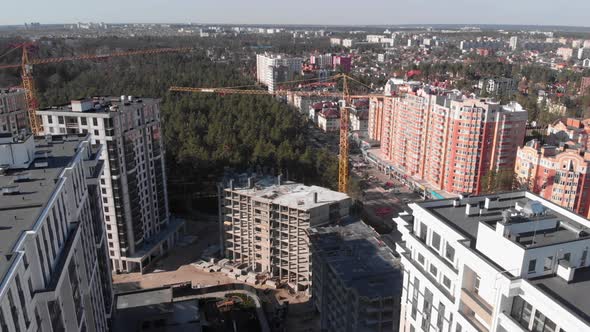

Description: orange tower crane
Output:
[169,74,374,193]
[0,43,192,134]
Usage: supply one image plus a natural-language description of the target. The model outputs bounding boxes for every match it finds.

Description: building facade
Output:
[317,108,340,132]
[394,191,590,332]
[219,176,350,292]
[0,134,113,332]
[38,97,183,274]
[256,53,302,92]
[371,85,527,194]
[0,88,29,136]
[310,219,402,332]
[515,140,590,217]
[477,78,516,96]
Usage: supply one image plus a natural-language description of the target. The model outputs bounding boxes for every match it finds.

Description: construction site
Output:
[219,175,351,293]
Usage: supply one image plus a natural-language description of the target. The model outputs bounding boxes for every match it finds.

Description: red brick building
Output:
[515,140,590,217]
[369,86,528,194]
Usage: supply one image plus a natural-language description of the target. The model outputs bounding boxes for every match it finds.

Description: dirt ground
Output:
[112,217,320,331]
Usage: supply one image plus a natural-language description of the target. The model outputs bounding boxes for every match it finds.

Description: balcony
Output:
[459,288,493,332]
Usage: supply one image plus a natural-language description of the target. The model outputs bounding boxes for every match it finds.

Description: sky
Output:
[2,0,589,27]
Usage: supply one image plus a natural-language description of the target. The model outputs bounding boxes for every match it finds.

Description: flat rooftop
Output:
[530,266,590,324]
[114,287,200,332]
[0,134,93,285]
[420,191,590,248]
[309,219,402,299]
[229,177,349,211]
[37,96,158,115]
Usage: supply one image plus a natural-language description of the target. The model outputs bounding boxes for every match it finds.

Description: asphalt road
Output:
[350,153,422,234]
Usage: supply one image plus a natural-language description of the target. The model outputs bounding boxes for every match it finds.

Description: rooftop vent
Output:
[13,173,30,183]
[522,201,546,217]
[2,186,20,195]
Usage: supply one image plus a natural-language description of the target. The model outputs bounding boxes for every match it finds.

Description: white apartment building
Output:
[477,78,516,96]
[256,53,302,92]
[0,88,29,137]
[342,39,354,48]
[0,134,113,332]
[310,53,333,69]
[330,38,342,46]
[220,176,350,292]
[394,191,590,332]
[38,97,184,274]
[578,48,590,60]
[349,108,369,133]
[510,36,518,50]
[317,109,340,132]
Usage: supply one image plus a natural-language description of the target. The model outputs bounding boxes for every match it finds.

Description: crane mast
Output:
[338,75,350,193]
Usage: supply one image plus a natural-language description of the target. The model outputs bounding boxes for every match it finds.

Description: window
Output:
[93,118,98,126]
[445,243,455,262]
[437,302,445,330]
[532,309,556,332]
[544,256,553,271]
[430,264,438,277]
[58,116,64,124]
[431,232,441,251]
[47,116,53,124]
[511,296,533,328]
[417,253,425,265]
[411,277,419,319]
[562,253,571,263]
[456,323,462,332]
[419,223,428,242]
[528,259,537,273]
[81,117,87,125]
[94,130,99,136]
[474,275,481,294]
[443,276,451,289]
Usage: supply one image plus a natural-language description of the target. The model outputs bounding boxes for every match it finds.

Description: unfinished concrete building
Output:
[310,219,403,332]
[219,176,350,291]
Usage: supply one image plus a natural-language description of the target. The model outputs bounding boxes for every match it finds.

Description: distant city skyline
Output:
[2,0,590,27]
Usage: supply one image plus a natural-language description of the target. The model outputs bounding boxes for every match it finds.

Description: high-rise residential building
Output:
[219,176,351,292]
[310,53,333,69]
[515,139,590,217]
[0,88,29,136]
[0,133,113,332]
[394,191,590,332]
[368,95,387,141]
[509,36,518,50]
[38,97,184,274]
[371,85,527,194]
[368,79,419,142]
[309,219,402,332]
[256,53,302,92]
[332,55,352,73]
[577,47,590,60]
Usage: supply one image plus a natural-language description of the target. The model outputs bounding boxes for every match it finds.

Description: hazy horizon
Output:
[2,0,590,28]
